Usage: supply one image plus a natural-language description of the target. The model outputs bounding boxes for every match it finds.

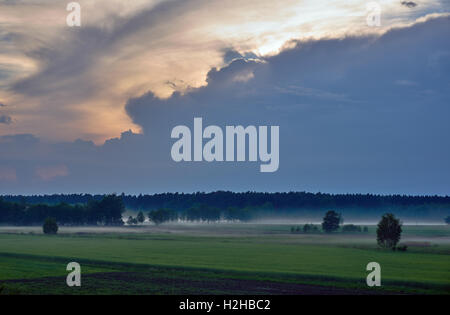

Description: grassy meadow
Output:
[0,224,449,294]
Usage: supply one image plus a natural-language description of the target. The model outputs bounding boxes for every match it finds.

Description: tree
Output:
[148,208,177,225]
[126,216,138,225]
[85,194,125,226]
[43,217,58,234]
[321,210,341,232]
[445,216,450,225]
[224,207,240,221]
[303,224,312,233]
[184,204,221,222]
[97,194,125,226]
[377,213,402,249]
[137,211,145,224]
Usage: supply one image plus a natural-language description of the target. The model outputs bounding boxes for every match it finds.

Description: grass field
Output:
[0,224,449,295]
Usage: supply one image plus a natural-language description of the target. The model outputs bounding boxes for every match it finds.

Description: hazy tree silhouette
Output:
[148,208,176,225]
[43,217,58,234]
[127,216,138,225]
[377,213,402,249]
[322,210,341,232]
[137,211,145,224]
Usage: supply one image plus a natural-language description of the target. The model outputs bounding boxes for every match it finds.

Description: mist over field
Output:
[1,194,449,295]
[123,211,447,226]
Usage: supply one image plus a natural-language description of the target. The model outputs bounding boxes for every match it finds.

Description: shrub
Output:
[126,216,138,225]
[43,217,58,234]
[342,224,362,232]
[303,224,311,233]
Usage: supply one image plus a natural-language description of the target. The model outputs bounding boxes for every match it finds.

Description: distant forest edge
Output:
[1,191,450,225]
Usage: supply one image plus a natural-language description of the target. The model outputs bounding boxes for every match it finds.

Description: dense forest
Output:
[3,191,450,209]
[0,195,124,226]
[1,191,450,224]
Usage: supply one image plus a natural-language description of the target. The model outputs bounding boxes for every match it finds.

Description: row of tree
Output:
[127,204,256,225]
[127,204,271,225]
[0,195,125,226]
[290,211,404,250]
[3,191,450,212]
[290,223,369,234]
[321,211,405,250]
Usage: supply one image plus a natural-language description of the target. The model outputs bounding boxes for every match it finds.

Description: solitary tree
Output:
[43,217,58,234]
[137,211,145,224]
[322,210,341,232]
[377,213,402,249]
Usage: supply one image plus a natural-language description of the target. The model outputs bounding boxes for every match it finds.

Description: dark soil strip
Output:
[2,271,392,295]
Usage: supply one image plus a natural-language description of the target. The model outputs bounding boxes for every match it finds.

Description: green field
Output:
[0,224,449,294]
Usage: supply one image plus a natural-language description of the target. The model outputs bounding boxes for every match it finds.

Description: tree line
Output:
[0,195,124,226]
[2,191,450,226]
[2,191,450,213]
[127,203,272,225]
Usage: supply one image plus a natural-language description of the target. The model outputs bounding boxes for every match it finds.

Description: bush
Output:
[290,226,301,233]
[342,224,362,232]
[363,226,369,233]
[303,224,311,233]
[396,245,408,252]
[126,216,138,225]
[303,224,318,233]
[43,217,58,234]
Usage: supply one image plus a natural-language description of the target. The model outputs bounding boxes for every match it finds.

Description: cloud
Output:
[0,15,450,195]
[401,1,418,8]
[0,167,16,182]
[35,164,69,181]
[0,115,12,124]
[1,1,448,142]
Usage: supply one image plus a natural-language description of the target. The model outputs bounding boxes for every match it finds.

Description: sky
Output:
[0,0,449,195]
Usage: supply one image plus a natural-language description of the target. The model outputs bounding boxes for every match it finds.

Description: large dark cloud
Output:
[1,16,450,195]
[0,115,12,124]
